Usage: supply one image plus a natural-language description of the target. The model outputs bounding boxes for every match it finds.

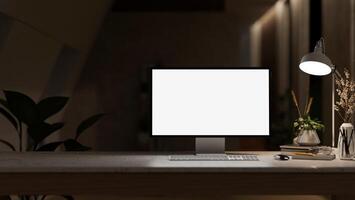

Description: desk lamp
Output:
[299,38,340,147]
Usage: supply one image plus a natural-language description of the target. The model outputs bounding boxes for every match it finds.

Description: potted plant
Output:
[0,90,105,200]
[291,90,324,146]
[335,68,355,159]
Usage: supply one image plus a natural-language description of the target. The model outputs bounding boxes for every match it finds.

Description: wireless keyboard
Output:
[169,154,259,161]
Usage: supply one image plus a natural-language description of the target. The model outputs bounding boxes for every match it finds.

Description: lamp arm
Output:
[331,65,341,148]
[333,68,342,78]
[315,37,326,53]
[332,71,336,147]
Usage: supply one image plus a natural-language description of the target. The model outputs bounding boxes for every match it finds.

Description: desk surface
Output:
[0,151,355,173]
[2,151,355,198]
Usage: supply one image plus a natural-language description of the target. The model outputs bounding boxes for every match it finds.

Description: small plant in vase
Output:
[335,68,355,159]
[291,90,324,146]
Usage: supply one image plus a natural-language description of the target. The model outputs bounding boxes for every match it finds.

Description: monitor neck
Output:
[195,137,225,154]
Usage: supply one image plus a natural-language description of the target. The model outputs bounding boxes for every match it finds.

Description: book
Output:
[281,152,336,160]
[280,148,314,152]
[280,144,318,150]
[280,144,319,153]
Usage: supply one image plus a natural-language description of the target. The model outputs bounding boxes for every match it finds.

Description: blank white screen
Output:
[152,69,269,136]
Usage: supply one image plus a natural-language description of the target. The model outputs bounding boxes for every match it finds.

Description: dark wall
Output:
[322,0,353,145]
[69,12,250,151]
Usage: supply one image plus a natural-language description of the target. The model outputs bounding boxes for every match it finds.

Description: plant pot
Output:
[295,130,320,146]
[337,123,355,160]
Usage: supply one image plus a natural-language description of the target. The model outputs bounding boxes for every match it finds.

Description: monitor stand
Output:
[195,137,225,155]
[169,137,259,161]
[169,138,258,161]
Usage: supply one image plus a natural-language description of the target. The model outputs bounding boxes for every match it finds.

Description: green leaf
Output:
[0,139,16,151]
[28,122,64,144]
[0,107,18,131]
[64,139,91,151]
[36,141,63,151]
[37,96,69,121]
[75,113,105,140]
[3,90,39,126]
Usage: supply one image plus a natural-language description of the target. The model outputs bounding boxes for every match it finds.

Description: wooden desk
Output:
[0,152,354,200]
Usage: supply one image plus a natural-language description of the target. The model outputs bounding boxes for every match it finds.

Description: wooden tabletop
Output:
[1,151,355,198]
[0,151,354,173]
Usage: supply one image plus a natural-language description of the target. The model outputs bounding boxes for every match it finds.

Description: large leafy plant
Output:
[0,90,105,200]
[0,90,105,152]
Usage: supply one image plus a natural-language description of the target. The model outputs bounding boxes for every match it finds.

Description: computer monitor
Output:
[151,68,270,154]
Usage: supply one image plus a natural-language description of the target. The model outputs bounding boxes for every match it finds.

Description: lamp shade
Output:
[299,51,333,76]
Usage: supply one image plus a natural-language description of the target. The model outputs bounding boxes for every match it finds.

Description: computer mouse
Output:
[274,154,290,161]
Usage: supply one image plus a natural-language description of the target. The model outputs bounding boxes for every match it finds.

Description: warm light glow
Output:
[299,61,332,76]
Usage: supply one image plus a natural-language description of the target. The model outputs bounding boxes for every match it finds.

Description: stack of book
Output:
[280,145,335,160]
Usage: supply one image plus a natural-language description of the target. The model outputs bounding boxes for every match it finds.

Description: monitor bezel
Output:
[150,67,271,137]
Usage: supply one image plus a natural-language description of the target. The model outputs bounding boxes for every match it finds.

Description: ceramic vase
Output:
[296,129,320,146]
[337,123,355,160]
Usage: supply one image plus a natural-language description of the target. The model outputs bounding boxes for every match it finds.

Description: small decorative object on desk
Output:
[338,123,355,159]
[291,90,324,146]
[334,68,355,159]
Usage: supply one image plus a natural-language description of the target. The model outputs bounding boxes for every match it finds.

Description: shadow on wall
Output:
[67,12,251,151]
[0,0,113,150]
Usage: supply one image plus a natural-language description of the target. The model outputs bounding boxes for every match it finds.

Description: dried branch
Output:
[336,110,346,122]
[303,97,308,116]
[305,97,313,115]
[291,90,302,117]
[335,68,355,123]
